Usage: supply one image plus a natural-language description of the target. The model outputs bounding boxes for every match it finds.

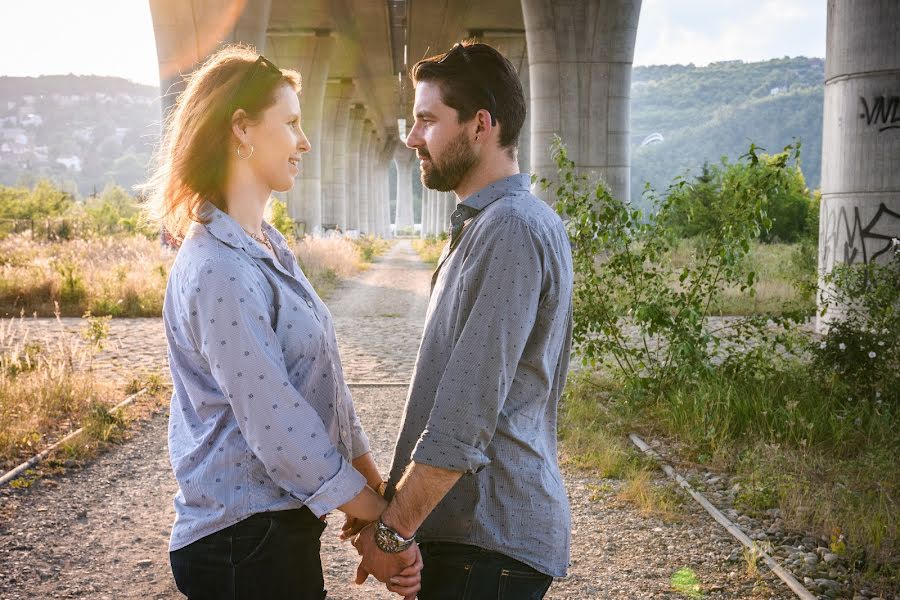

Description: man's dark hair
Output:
[411,41,526,154]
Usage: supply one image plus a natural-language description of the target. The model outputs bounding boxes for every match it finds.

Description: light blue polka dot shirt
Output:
[164,203,369,552]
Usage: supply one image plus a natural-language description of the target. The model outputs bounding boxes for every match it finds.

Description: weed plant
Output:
[548,137,899,590]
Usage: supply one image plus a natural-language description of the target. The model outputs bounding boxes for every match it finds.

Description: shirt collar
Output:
[460,173,531,212]
[199,201,290,260]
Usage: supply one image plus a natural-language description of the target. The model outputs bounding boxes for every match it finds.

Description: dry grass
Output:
[0,233,172,318]
[559,373,685,521]
[618,468,684,522]
[669,240,814,316]
[0,232,392,317]
[0,316,120,469]
[411,238,445,266]
[291,236,384,298]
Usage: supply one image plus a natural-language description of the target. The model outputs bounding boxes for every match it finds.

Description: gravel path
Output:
[0,241,794,599]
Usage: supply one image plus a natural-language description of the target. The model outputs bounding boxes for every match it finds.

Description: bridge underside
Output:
[149,0,642,237]
[149,1,899,331]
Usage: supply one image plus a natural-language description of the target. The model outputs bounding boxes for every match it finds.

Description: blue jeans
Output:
[169,508,327,600]
[419,542,553,600]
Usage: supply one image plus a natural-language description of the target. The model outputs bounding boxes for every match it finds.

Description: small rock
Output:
[135,559,152,568]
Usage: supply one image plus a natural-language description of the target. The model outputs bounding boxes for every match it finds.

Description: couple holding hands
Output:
[144,40,573,600]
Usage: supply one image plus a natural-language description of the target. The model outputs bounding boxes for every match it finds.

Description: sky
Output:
[0,0,826,87]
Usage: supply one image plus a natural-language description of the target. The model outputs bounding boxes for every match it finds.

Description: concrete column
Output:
[149,0,273,116]
[377,138,397,237]
[359,126,375,236]
[346,105,366,233]
[518,53,532,177]
[321,78,354,231]
[430,189,443,238]
[270,32,335,235]
[394,148,417,231]
[521,0,641,203]
[420,187,431,238]
[371,135,387,236]
[818,0,900,328]
[423,189,435,237]
[479,33,532,176]
[367,134,382,236]
[440,192,454,237]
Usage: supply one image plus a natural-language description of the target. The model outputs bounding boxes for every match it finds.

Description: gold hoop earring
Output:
[236,143,254,160]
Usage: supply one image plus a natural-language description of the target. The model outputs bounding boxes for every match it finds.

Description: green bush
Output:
[0,180,75,220]
[267,197,296,240]
[544,137,806,397]
[814,250,900,404]
[667,146,814,243]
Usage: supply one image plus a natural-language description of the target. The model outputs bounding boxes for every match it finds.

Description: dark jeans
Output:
[170,508,327,600]
[419,542,553,600]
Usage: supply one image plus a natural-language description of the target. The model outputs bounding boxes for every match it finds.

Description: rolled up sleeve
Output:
[411,217,543,473]
[186,257,365,516]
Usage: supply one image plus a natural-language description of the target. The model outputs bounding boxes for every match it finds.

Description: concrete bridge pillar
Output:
[269,32,335,235]
[433,191,449,238]
[521,0,641,203]
[321,78,354,231]
[359,126,375,236]
[442,193,457,236]
[346,105,366,233]
[149,0,272,116]
[394,149,417,232]
[376,139,396,237]
[818,0,900,328]
[477,33,531,176]
[419,188,431,237]
[368,135,384,236]
[424,189,438,238]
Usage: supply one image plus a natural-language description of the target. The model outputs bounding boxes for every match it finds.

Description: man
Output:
[352,41,574,599]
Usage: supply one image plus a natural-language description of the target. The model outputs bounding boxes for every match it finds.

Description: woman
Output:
[141,45,420,599]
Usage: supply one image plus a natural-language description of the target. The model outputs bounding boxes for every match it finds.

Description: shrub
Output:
[267,197,297,240]
[813,247,900,404]
[543,137,807,397]
[667,147,814,243]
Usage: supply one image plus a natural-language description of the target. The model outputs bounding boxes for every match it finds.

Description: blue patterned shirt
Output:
[388,174,574,577]
[164,204,369,552]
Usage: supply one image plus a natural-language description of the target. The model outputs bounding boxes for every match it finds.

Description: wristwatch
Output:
[374,520,415,553]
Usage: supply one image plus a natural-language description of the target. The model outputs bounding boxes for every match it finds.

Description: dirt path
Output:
[0,241,792,599]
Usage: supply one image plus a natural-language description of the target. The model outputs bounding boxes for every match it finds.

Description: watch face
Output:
[375,521,413,553]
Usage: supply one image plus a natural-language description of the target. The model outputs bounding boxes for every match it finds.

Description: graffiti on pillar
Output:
[858,96,900,132]
[821,202,900,272]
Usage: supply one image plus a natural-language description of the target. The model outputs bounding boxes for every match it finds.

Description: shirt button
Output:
[306,300,314,308]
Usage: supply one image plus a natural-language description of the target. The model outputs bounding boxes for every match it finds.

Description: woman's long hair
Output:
[140,44,301,240]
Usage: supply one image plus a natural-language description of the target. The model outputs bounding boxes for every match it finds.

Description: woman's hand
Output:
[340,515,371,541]
[337,484,388,523]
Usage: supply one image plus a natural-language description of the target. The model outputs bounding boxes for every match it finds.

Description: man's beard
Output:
[420,129,477,192]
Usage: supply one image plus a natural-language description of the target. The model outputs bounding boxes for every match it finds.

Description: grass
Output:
[0,234,171,318]
[0,316,168,474]
[561,365,899,593]
[411,236,446,266]
[0,232,394,317]
[352,235,392,263]
[558,374,684,522]
[670,239,816,316]
[293,236,374,299]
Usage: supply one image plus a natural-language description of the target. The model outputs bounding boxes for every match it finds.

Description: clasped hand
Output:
[344,518,422,599]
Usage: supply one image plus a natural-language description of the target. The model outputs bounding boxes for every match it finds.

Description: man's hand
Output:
[352,523,422,598]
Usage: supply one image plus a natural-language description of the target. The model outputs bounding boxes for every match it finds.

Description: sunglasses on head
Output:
[437,43,498,126]
[229,55,283,112]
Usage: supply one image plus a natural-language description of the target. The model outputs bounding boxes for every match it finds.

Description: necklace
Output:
[244,228,273,252]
